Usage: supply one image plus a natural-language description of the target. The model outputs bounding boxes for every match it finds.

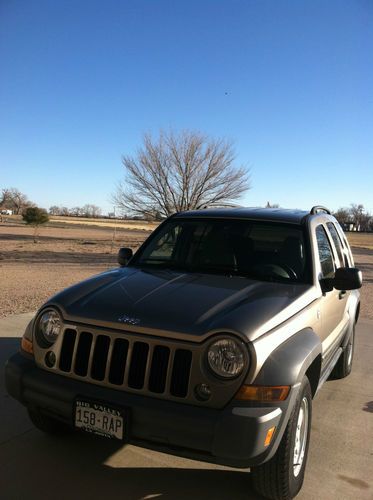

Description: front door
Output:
[315,224,349,361]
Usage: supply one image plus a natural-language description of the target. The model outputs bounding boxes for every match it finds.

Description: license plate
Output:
[75,400,125,440]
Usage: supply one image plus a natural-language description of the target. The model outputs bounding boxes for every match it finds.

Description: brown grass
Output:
[347,232,373,250]
[4,214,159,232]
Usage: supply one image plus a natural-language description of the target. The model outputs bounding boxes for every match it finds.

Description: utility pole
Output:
[110,206,118,254]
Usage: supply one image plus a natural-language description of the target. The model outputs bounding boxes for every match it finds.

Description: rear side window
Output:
[326,222,345,267]
[335,225,353,267]
[316,225,335,278]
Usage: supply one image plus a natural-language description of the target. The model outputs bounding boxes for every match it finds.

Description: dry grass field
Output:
[0,216,371,319]
[347,232,373,250]
[0,218,151,318]
[48,215,160,232]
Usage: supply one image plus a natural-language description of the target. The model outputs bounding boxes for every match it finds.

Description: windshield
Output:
[132,218,310,284]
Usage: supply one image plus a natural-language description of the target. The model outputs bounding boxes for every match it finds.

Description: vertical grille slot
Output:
[74,332,93,376]
[59,329,77,372]
[128,341,149,389]
[148,345,170,393]
[170,349,192,397]
[109,338,129,385]
[91,335,110,381]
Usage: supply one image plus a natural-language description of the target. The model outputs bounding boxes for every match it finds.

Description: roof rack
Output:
[310,205,331,215]
[199,203,243,210]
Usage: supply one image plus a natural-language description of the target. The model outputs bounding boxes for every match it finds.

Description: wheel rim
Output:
[347,331,354,367]
[293,397,309,477]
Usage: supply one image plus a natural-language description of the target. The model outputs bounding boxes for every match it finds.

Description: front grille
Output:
[58,328,193,399]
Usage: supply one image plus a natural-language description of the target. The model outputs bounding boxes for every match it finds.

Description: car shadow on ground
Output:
[0,338,263,500]
[2,432,264,500]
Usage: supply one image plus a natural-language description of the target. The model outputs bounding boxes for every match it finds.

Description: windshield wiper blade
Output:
[137,261,190,272]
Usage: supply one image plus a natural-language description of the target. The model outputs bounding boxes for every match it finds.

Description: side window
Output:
[336,225,353,267]
[141,225,181,261]
[316,225,335,278]
[326,222,345,267]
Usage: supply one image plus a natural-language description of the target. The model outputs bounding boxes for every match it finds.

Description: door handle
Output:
[339,290,347,299]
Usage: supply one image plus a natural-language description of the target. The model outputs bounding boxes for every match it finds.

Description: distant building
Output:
[341,221,360,232]
[0,209,13,215]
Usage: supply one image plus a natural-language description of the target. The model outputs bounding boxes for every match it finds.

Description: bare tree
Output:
[1,188,31,214]
[265,202,280,208]
[70,206,84,217]
[49,205,61,215]
[333,207,350,226]
[333,205,372,231]
[81,204,102,218]
[59,206,70,216]
[112,130,251,219]
[349,204,365,230]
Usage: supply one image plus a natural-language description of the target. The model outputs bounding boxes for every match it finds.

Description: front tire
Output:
[251,377,312,500]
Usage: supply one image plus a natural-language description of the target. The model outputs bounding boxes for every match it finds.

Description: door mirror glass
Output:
[333,267,362,291]
[118,247,133,267]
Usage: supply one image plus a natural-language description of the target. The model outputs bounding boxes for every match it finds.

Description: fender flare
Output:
[253,327,322,388]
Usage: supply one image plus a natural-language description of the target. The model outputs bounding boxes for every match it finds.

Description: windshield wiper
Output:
[136,260,190,272]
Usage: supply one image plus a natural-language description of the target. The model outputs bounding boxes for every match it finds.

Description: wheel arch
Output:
[253,327,322,391]
[305,354,322,397]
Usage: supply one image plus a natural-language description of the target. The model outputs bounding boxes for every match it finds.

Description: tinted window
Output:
[335,225,353,266]
[326,222,345,267]
[316,225,335,278]
[134,219,310,284]
[141,225,181,261]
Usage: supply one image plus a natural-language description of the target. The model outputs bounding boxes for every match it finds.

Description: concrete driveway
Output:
[1,313,372,500]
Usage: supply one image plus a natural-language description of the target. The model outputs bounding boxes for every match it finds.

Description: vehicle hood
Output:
[47,267,316,342]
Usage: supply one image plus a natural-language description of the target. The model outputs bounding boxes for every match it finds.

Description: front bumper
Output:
[5,352,297,468]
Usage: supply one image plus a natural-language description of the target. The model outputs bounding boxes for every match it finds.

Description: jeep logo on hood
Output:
[117,314,141,325]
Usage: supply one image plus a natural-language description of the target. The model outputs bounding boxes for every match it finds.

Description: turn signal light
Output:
[264,426,276,446]
[235,385,290,402]
[21,337,34,355]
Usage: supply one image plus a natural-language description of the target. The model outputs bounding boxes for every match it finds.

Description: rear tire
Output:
[251,377,312,500]
[330,324,355,379]
[28,408,71,435]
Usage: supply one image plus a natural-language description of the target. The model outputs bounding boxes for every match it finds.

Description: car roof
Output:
[174,207,310,224]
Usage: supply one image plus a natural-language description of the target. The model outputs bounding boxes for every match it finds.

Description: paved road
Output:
[0,313,372,500]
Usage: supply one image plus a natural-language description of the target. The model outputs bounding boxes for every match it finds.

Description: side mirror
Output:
[118,247,133,267]
[333,267,362,291]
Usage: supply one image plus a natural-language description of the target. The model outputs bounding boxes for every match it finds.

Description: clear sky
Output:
[1,0,372,214]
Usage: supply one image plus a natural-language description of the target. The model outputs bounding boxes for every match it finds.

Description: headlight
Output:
[207,337,246,379]
[36,309,62,346]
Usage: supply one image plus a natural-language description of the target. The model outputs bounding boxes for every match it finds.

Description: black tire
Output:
[330,324,355,379]
[251,377,312,500]
[28,408,71,435]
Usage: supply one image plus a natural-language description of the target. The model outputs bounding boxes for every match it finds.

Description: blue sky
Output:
[1,0,372,214]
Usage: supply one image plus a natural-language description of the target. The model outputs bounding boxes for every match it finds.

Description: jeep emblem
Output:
[117,314,140,325]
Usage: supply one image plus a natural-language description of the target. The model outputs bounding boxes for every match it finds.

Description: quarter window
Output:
[316,225,335,278]
[326,223,345,267]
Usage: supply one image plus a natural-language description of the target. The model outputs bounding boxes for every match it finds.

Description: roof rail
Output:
[199,203,243,210]
[310,205,331,215]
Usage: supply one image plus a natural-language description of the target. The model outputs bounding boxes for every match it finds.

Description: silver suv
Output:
[5,206,362,500]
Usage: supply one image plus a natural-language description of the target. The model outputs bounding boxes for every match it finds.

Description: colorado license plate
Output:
[75,400,125,440]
